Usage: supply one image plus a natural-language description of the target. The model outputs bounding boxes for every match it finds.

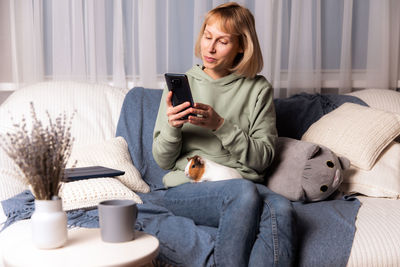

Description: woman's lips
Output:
[204,56,216,63]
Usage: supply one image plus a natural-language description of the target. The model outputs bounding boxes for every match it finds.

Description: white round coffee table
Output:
[2,226,159,267]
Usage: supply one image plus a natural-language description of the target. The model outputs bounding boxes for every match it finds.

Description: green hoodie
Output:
[152,65,277,187]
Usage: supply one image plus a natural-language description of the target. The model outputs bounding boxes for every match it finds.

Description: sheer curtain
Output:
[3,0,400,96]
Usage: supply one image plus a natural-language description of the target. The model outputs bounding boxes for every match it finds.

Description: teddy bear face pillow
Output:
[265,137,350,202]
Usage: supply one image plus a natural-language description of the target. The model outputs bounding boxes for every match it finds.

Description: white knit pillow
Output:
[0,149,28,201]
[59,178,142,211]
[302,103,400,170]
[347,89,400,115]
[0,81,129,146]
[340,141,400,198]
[67,136,150,193]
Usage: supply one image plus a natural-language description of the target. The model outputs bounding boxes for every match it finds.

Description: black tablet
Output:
[64,166,125,182]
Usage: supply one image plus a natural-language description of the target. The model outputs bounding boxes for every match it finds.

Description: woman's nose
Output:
[208,41,216,53]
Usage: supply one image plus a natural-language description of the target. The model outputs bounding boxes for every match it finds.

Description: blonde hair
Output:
[194,2,263,78]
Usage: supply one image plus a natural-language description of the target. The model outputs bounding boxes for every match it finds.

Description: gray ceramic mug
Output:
[98,199,138,243]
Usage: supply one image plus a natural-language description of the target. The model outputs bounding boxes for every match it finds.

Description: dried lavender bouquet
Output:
[0,102,75,200]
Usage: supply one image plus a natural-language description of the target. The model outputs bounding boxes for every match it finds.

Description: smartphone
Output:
[164,73,195,119]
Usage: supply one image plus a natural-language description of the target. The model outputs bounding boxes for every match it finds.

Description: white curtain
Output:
[3,0,400,96]
[366,0,400,90]
[9,0,44,86]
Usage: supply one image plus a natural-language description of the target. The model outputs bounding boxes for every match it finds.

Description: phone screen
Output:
[165,73,195,119]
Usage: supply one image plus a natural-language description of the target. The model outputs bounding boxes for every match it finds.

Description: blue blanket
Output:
[2,87,362,267]
[117,88,361,266]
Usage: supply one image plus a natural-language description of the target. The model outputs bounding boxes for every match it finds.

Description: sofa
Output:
[1,81,400,266]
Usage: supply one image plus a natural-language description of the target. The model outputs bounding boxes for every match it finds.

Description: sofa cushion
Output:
[0,80,129,146]
[59,177,142,211]
[302,103,400,170]
[347,89,400,115]
[0,151,28,201]
[67,136,150,193]
[340,141,400,198]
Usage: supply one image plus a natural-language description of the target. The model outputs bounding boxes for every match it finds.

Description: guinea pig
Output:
[184,155,243,183]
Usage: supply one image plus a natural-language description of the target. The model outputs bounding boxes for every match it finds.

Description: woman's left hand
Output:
[188,103,224,131]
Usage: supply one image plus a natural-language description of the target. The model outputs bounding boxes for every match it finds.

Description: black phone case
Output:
[164,73,195,119]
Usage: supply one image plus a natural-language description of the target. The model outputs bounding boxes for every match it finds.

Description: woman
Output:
[153,2,295,266]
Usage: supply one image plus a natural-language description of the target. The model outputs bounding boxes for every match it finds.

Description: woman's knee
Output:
[271,195,296,227]
[224,179,262,211]
[272,195,294,215]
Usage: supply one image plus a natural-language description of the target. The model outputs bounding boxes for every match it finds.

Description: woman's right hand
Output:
[166,91,192,128]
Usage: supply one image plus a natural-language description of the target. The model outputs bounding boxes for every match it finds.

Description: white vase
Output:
[31,197,68,249]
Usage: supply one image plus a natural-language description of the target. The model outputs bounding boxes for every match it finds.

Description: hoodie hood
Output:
[186,65,242,87]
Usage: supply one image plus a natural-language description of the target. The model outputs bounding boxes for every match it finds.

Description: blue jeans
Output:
[162,179,295,267]
[250,184,296,267]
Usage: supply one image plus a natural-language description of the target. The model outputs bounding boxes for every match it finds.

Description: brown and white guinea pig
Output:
[184,155,243,183]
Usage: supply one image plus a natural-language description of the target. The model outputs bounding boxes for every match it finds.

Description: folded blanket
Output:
[293,195,360,266]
